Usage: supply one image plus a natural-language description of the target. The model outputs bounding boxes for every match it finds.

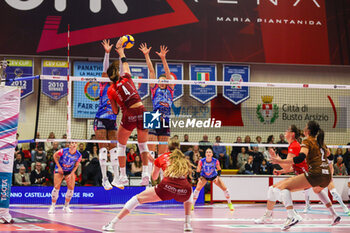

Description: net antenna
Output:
[67,24,72,140]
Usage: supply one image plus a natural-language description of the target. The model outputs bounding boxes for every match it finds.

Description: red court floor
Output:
[1,203,349,232]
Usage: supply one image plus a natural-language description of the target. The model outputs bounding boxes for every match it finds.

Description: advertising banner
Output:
[189,64,217,104]
[223,65,250,105]
[41,60,68,100]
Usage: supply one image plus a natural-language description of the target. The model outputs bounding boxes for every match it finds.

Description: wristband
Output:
[121,57,128,63]
[217,170,222,176]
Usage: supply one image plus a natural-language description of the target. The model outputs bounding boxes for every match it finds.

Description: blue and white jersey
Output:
[55,148,82,172]
[95,82,117,120]
[199,157,219,179]
[151,85,174,123]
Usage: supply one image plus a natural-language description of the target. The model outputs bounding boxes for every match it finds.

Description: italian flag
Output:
[132,76,142,89]
[197,72,209,87]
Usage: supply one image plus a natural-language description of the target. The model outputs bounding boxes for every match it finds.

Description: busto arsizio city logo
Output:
[143,110,162,129]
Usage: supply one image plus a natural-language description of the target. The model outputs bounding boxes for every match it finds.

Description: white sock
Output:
[185,215,191,224]
[142,165,148,174]
[101,164,107,180]
[120,167,126,177]
[111,216,120,224]
[64,201,69,207]
[287,209,295,218]
[304,188,311,207]
[113,165,119,181]
[51,202,56,207]
[223,189,231,203]
[330,188,346,208]
[266,209,272,216]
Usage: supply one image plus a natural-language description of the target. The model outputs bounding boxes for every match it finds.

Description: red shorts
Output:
[155,177,192,202]
[121,105,146,131]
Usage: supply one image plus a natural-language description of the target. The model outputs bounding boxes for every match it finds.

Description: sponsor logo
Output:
[143,110,162,129]
[84,82,100,101]
[257,95,279,124]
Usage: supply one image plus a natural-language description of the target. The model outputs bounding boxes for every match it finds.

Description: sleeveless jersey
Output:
[151,85,174,123]
[95,82,117,120]
[154,152,171,171]
[55,148,82,172]
[199,157,219,179]
[107,73,142,111]
[289,140,308,174]
[301,137,330,176]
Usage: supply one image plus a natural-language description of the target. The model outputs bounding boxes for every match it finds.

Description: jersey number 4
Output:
[122,85,130,95]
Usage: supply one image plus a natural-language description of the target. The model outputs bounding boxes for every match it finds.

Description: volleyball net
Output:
[13,73,349,149]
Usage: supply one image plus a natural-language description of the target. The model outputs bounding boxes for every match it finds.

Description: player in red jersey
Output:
[107,37,152,187]
[102,138,194,232]
[255,125,306,224]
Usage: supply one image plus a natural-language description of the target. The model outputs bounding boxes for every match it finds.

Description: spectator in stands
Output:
[230,136,242,169]
[199,135,212,155]
[249,146,264,174]
[90,145,99,161]
[244,135,252,152]
[173,135,179,140]
[130,155,142,177]
[30,132,45,158]
[14,165,31,186]
[13,150,28,173]
[30,162,47,185]
[276,133,288,159]
[256,136,265,152]
[213,136,229,168]
[126,135,138,154]
[45,132,56,151]
[15,133,22,151]
[343,143,350,174]
[334,156,348,176]
[266,135,274,144]
[263,146,273,162]
[31,146,47,171]
[334,148,344,164]
[237,147,249,170]
[59,133,67,149]
[126,148,137,174]
[47,142,59,176]
[86,134,98,154]
[243,155,255,174]
[259,159,271,175]
[180,134,193,155]
[78,143,90,167]
[189,145,202,165]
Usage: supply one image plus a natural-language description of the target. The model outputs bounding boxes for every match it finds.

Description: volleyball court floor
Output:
[1,203,349,232]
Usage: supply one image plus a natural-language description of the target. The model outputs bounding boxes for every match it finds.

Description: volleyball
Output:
[121,35,135,49]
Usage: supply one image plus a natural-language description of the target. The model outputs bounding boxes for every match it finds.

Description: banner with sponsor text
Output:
[223,65,250,105]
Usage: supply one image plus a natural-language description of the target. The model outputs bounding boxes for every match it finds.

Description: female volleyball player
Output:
[270,121,340,230]
[255,125,308,224]
[102,148,193,232]
[94,39,119,190]
[139,43,174,178]
[48,142,82,214]
[107,37,151,187]
[192,148,234,212]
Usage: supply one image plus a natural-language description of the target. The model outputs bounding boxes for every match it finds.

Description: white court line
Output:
[164,218,350,222]
[211,224,350,229]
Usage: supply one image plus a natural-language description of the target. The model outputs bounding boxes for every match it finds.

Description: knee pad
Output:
[109,147,118,166]
[117,143,126,157]
[65,189,74,200]
[125,196,140,212]
[99,147,108,165]
[273,187,281,202]
[51,188,59,201]
[224,189,230,199]
[281,189,293,207]
[267,186,276,202]
[138,142,149,154]
[193,189,200,199]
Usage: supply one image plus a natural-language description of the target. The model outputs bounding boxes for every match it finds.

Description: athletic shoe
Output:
[48,206,55,214]
[281,217,299,231]
[294,211,303,222]
[0,213,14,224]
[254,213,273,224]
[302,205,312,213]
[228,203,235,212]
[111,179,124,190]
[140,173,150,186]
[117,176,129,186]
[184,223,193,232]
[191,205,194,211]
[331,215,341,226]
[102,222,115,231]
[102,178,113,191]
[63,206,73,213]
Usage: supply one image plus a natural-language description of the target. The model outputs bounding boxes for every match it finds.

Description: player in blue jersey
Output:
[48,142,82,214]
[94,39,119,190]
[192,148,234,211]
[139,43,175,180]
